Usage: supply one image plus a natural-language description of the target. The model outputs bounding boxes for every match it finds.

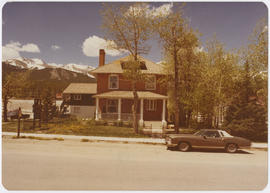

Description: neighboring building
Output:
[63,83,97,118]
[91,49,168,128]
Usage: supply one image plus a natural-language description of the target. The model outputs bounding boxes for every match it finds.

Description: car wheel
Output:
[226,143,238,153]
[178,142,190,152]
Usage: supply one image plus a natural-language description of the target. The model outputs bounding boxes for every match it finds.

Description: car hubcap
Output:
[179,143,189,151]
[228,144,236,152]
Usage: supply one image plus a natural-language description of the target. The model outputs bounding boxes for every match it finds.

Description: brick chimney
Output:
[99,49,105,67]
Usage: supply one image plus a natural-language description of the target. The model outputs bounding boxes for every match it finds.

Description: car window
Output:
[204,131,220,138]
[220,131,224,137]
[220,130,233,137]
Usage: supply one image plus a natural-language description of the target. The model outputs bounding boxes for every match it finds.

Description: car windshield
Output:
[193,130,204,136]
[220,130,233,137]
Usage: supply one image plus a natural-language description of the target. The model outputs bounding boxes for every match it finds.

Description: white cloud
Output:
[5,41,21,50]
[2,41,40,60]
[126,3,173,18]
[82,35,127,57]
[21,43,40,53]
[2,46,21,60]
[51,45,61,50]
[150,3,173,17]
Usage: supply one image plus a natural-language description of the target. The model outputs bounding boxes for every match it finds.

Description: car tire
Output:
[225,143,238,153]
[178,142,190,152]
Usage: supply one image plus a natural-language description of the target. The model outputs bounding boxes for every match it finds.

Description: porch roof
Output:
[93,91,167,99]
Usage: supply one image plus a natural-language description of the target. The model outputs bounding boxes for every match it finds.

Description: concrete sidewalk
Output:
[2,132,268,149]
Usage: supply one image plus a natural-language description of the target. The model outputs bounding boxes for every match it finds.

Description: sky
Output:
[1,1,268,68]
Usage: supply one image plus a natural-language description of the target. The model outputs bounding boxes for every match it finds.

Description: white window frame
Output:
[147,100,157,111]
[108,74,119,89]
[145,75,156,90]
[107,99,118,113]
[73,94,81,101]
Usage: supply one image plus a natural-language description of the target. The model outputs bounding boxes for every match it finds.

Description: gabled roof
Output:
[63,83,97,94]
[93,91,167,99]
[91,55,164,75]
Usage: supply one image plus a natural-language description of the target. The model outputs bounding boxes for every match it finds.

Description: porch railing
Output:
[101,113,140,121]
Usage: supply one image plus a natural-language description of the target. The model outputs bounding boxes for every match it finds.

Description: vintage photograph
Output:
[1,1,268,191]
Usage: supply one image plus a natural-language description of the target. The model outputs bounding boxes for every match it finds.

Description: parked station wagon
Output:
[165,129,251,153]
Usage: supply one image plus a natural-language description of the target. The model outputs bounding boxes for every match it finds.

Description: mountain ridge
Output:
[4,57,96,78]
[2,58,97,98]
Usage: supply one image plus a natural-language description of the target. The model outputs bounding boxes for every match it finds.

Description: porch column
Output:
[118,98,121,121]
[139,99,144,127]
[162,99,167,128]
[95,97,99,121]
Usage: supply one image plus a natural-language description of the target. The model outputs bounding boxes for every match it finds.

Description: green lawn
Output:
[2,118,149,138]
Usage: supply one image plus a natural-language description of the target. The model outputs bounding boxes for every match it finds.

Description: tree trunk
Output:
[173,49,180,133]
[17,118,21,138]
[132,81,139,134]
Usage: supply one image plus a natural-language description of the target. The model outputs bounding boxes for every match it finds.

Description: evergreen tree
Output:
[223,60,267,141]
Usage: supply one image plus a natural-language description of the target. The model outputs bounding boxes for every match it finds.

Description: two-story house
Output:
[91,49,168,128]
[63,83,97,118]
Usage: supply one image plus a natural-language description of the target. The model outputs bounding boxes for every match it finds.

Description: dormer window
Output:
[121,61,147,70]
[109,74,119,89]
[145,75,156,90]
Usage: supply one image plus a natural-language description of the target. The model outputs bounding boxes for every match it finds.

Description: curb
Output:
[2,132,268,150]
[2,132,164,146]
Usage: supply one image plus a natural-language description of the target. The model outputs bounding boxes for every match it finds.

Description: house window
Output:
[107,99,118,113]
[109,74,119,89]
[147,100,157,111]
[145,75,156,90]
[73,94,81,100]
[74,106,80,113]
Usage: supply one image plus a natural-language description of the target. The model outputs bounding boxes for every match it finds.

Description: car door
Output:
[203,131,224,147]
[192,130,212,147]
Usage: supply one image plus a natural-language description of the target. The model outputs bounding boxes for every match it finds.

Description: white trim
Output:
[108,74,119,89]
[162,99,167,128]
[118,98,121,121]
[95,97,99,121]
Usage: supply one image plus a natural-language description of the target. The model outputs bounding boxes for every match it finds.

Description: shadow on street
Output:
[167,147,252,154]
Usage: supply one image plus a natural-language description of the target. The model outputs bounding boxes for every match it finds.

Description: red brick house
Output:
[91,49,168,128]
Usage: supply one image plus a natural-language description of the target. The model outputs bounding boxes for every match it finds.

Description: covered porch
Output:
[93,91,168,128]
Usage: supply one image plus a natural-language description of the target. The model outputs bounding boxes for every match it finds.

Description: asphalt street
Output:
[2,136,268,190]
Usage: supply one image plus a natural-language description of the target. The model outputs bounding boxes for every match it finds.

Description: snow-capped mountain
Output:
[6,57,49,70]
[4,57,96,78]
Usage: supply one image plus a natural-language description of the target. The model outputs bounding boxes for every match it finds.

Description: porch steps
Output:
[143,121,163,134]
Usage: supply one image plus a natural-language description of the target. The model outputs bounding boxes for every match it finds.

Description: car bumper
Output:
[239,146,251,149]
[165,141,178,147]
